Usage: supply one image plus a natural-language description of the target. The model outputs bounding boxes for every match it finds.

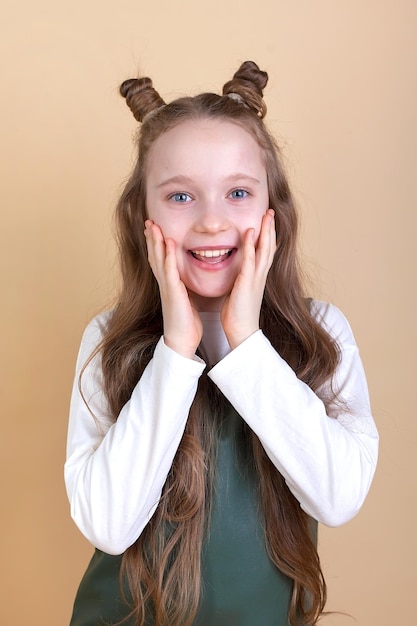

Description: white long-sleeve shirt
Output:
[64,301,378,555]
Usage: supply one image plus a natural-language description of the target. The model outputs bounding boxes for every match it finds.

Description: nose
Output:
[194,200,230,234]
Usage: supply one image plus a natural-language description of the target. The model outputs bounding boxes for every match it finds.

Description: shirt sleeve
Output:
[207,301,379,527]
[64,315,206,554]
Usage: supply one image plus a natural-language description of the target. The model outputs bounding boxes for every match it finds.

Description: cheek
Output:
[150,215,185,246]
[146,204,175,239]
[243,207,268,239]
[162,222,184,243]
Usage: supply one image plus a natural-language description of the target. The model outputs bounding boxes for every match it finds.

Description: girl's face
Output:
[145,118,270,310]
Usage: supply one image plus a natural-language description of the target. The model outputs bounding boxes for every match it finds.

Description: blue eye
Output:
[170,192,192,203]
[229,188,249,199]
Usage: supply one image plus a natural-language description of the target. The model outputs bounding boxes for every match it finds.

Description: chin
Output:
[192,286,232,299]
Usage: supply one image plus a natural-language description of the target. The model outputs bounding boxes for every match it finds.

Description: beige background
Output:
[1,1,415,624]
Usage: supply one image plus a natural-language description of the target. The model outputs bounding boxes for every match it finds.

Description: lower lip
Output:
[188,249,236,270]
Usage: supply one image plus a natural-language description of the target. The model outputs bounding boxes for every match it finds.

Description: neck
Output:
[189,292,226,313]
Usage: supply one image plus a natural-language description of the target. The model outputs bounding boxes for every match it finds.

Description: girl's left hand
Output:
[221,209,276,349]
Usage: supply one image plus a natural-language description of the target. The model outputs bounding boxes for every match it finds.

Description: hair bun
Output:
[222,60,269,118]
[120,76,166,123]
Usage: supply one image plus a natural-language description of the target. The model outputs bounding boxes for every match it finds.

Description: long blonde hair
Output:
[97,61,339,626]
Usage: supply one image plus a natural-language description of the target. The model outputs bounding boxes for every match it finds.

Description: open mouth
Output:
[190,248,234,264]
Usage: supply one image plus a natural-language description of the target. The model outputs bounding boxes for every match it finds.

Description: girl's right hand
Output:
[144,220,203,359]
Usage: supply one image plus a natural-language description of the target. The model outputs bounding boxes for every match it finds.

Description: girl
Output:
[65,61,378,626]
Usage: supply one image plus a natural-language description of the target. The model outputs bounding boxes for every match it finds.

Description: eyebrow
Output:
[156,173,261,188]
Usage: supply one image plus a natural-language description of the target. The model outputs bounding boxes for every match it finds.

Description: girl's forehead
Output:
[146,118,266,181]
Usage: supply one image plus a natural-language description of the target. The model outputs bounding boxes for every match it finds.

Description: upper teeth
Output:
[193,249,231,257]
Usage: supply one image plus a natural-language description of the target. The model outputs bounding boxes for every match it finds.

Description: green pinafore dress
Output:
[69,405,316,625]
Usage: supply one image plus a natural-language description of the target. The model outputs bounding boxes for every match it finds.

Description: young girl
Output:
[65,61,378,626]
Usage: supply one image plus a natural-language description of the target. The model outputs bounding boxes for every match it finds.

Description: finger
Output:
[144,220,167,278]
[163,238,180,279]
[267,209,277,264]
[268,208,277,250]
[145,220,165,251]
[240,227,256,278]
[144,220,156,267]
[255,210,275,273]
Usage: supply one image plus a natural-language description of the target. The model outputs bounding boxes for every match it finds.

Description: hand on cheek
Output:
[221,209,276,349]
[144,220,203,359]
